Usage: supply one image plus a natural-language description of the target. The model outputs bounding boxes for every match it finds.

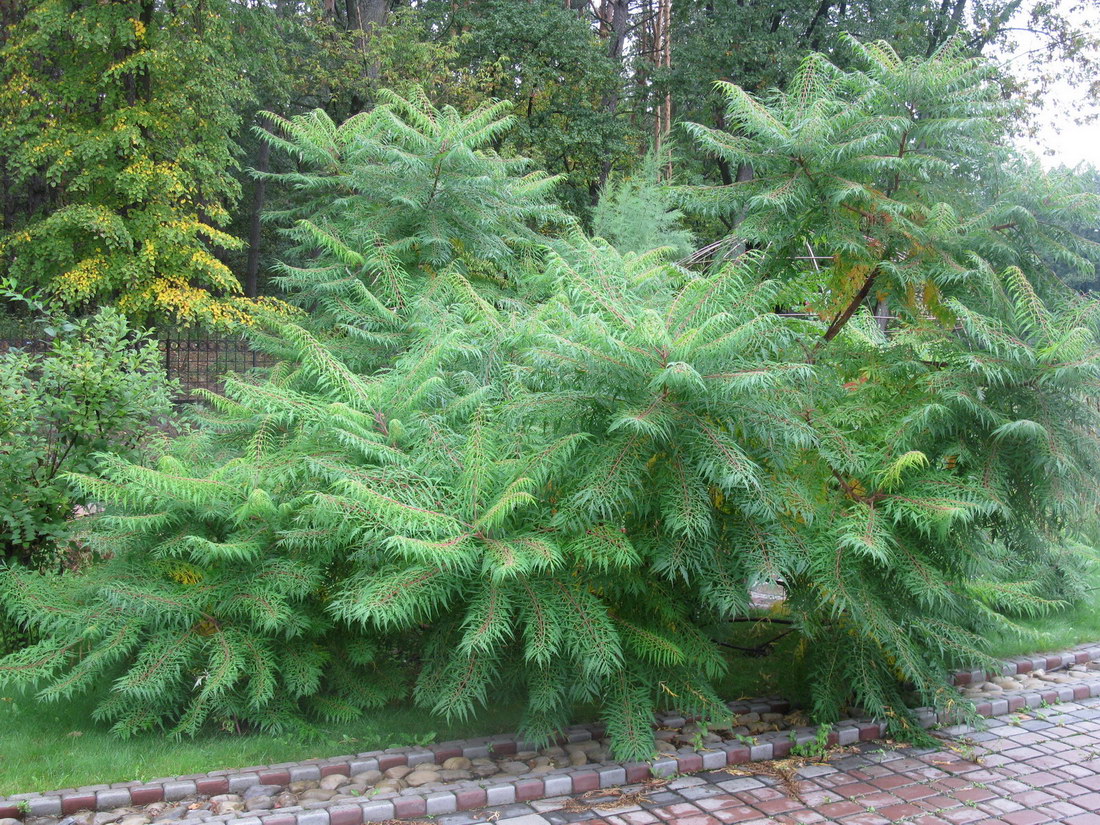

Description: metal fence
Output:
[160,334,275,401]
[0,334,274,403]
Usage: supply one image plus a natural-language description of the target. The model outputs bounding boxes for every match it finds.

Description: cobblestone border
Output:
[4,642,1100,824]
[950,643,1100,687]
[0,698,787,821]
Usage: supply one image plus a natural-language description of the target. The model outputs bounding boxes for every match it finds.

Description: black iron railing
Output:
[1,334,274,403]
[159,334,275,401]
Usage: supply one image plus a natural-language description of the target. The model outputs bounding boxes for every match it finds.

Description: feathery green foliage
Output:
[251,89,565,371]
[258,90,563,308]
[593,152,695,260]
[4,48,1100,757]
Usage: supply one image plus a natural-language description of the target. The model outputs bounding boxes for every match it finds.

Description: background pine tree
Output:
[592,152,695,260]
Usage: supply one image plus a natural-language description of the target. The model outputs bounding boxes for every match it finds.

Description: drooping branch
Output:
[713,628,795,657]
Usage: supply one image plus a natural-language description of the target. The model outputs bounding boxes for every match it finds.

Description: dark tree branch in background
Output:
[713,629,795,657]
[802,0,832,48]
[819,264,882,345]
[245,117,273,299]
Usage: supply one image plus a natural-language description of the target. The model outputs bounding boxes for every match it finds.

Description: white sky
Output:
[997,1,1100,169]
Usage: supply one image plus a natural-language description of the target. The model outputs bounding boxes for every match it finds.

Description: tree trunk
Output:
[633,0,653,132]
[358,0,390,80]
[244,135,271,298]
[713,106,734,186]
[596,0,631,190]
[139,0,155,102]
[802,0,832,48]
[600,0,630,81]
[875,297,889,332]
[653,0,672,179]
[345,0,390,111]
[926,0,967,55]
[728,162,753,256]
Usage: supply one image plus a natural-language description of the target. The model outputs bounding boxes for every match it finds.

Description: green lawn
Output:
[2,602,1092,798]
[984,596,1100,660]
[0,689,525,796]
[0,617,804,797]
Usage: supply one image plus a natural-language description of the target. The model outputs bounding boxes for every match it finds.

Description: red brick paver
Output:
[455,696,1100,825]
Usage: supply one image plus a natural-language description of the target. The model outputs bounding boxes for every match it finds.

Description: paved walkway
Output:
[448,697,1100,825]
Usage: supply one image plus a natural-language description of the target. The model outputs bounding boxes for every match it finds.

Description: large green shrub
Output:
[2,51,1099,757]
[0,90,563,738]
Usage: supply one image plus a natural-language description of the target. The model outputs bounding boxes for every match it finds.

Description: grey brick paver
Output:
[26,797,62,818]
[12,667,1100,825]
[426,792,458,815]
[486,785,518,806]
[163,780,198,801]
[96,789,131,810]
[358,800,394,822]
[295,810,329,825]
[487,695,1100,825]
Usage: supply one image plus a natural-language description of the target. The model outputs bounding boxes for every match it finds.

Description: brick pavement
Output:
[437,696,1100,825]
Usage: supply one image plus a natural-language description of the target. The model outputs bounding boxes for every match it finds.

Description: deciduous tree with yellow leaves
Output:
[0,0,259,327]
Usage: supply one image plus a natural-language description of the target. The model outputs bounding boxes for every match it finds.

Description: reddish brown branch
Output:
[819,265,881,344]
[830,467,887,505]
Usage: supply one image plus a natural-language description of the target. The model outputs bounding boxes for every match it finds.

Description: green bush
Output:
[592,152,695,259]
[0,306,175,569]
[0,89,564,739]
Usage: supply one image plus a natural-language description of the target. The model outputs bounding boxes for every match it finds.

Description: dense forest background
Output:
[1,0,1098,326]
